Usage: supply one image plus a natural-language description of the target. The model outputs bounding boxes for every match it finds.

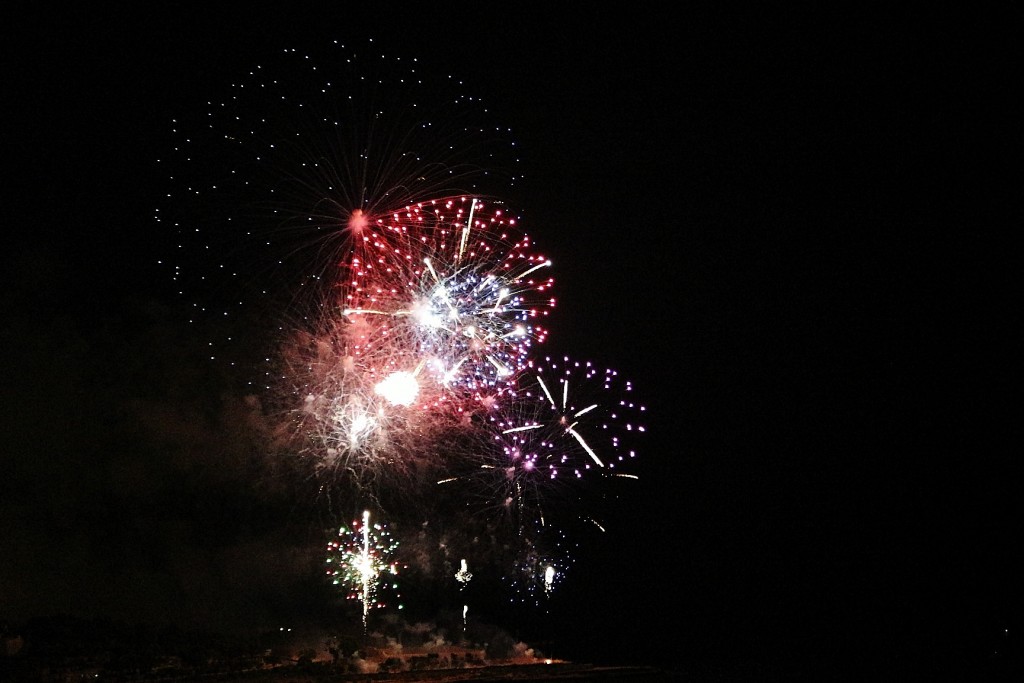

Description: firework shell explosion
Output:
[325,510,402,631]
[504,523,577,609]
[269,196,557,494]
[157,39,646,616]
[441,355,645,535]
[155,42,522,386]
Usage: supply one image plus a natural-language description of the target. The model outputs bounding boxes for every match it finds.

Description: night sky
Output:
[2,6,1019,678]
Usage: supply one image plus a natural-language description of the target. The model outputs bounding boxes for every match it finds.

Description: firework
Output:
[441,355,645,534]
[155,41,522,390]
[504,524,576,607]
[158,38,648,624]
[266,195,556,493]
[325,509,402,631]
[335,196,554,397]
[512,355,645,474]
[157,39,557,500]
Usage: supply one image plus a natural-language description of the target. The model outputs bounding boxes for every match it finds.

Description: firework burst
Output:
[336,196,554,396]
[504,523,576,607]
[155,41,521,390]
[266,195,556,494]
[325,509,402,632]
[440,355,645,535]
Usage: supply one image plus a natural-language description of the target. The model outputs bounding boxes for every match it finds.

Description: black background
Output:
[2,6,1019,678]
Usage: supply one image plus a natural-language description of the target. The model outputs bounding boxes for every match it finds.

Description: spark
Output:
[455,558,473,587]
[543,565,556,595]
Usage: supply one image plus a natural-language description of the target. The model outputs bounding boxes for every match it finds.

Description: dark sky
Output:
[2,6,1019,677]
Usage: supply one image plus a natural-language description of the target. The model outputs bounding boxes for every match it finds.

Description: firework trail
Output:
[456,559,472,634]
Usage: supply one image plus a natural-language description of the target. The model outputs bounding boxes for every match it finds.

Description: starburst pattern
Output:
[325,510,401,631]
